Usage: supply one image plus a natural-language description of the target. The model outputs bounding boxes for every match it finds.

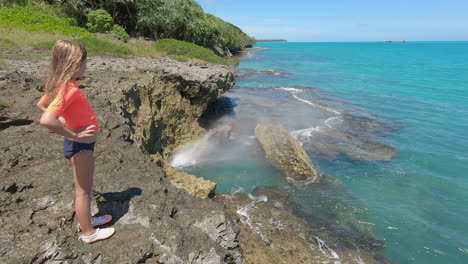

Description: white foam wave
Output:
[356,256,365,264]
[357,221,375,225]
[236,194,271,246]
[291,126,321,138]
[315,236,340,260]
[268,219,286,230]
[170,154,199,168]
[325,116,343,128]
[232,187,245,194]
[286,176,319,186]
[170,133,215,168]
[237,194,268,226]
[291,93,342,115]
[277,86,342,115]
[275,87,303,93]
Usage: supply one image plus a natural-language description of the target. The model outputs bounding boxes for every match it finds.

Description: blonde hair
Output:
[44,40,87,99]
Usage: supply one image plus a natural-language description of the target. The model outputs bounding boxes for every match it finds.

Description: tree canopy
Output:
[60,0,255,55]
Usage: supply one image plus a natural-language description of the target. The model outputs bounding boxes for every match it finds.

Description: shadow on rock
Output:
[94,187,142,223]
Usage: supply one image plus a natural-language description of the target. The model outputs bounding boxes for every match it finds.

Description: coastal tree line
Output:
[2,0,255,57]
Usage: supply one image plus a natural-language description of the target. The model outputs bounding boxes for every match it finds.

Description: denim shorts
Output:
[63,137,96,159]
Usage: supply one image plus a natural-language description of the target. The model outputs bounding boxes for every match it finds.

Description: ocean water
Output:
[172,42,468,263]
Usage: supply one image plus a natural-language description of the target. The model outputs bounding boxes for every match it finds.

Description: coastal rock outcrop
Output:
[101,56,235,198]
[214,186,392,264]
[164,163,217,199]
[254,124,320,182]
[0,57,241,263]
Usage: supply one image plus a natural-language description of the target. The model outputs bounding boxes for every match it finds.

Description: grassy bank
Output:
[0,6,239,66]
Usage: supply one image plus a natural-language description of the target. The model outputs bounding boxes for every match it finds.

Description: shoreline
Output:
[1,47,393,263]
[0,55,242,263]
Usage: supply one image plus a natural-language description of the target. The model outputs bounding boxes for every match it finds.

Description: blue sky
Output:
[194,0,468,42]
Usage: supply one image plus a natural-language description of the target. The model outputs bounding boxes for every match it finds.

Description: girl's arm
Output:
[40,112,96,143]
[37,99,48,112]
[37,99,66,124]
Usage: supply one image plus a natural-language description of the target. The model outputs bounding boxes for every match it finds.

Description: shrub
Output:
[86,9,113,33]
[107,24,130,42]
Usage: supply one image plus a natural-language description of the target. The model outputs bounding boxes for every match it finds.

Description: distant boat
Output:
[380,40,406,43]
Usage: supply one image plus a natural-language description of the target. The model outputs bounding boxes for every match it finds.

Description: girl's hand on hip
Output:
[73,125,97,143]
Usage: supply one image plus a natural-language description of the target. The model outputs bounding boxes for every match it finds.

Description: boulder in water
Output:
[254,124,319,182]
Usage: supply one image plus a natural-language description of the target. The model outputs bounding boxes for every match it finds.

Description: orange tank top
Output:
[39,80,99,131]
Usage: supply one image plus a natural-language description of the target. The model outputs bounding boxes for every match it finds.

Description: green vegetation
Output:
[153,39,239,66]
[86,9,129,42]
[86,9,113,33]
[0,1,252,65]
[34,36,132,58]
[74,36,131,57]
[191,14,254,54]
[0,6,88,36]
[50,0,255,55]
[108,25,130,42]
[0,28,68,51]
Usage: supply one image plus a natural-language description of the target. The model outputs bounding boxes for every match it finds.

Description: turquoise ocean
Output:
[172,42,468,263]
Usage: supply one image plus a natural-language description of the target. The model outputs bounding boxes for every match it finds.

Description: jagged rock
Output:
[254,124,319,182]
[160,126,233,199]
[214,187,392,264]
[165,164,217,199]
[0,57,242,263]
[114,56,235,159]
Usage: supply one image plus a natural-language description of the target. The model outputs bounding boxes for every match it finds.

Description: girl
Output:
[37,40,115,244]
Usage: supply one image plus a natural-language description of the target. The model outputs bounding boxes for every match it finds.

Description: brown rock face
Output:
[110,57,234,198]
[0,57,241,263]
[254,124,320,182]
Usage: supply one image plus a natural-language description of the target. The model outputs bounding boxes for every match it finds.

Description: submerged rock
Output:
[254,124,320,182]
[214,186,393,264]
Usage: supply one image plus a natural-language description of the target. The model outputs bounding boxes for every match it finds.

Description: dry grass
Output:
[0,59,12,68]
[0,99,11,108]
[0,52,46,62]
[126,43,164,58]
[0,28,68,51]
[0,28,165,58]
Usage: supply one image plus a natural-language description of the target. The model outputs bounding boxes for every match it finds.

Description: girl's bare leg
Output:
[70,151,95,236]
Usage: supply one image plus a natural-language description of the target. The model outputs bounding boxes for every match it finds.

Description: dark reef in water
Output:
[214,186,394,264]
[215,84,402,161]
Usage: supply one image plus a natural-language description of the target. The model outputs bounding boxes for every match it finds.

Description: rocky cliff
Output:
[0,56,241,263]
